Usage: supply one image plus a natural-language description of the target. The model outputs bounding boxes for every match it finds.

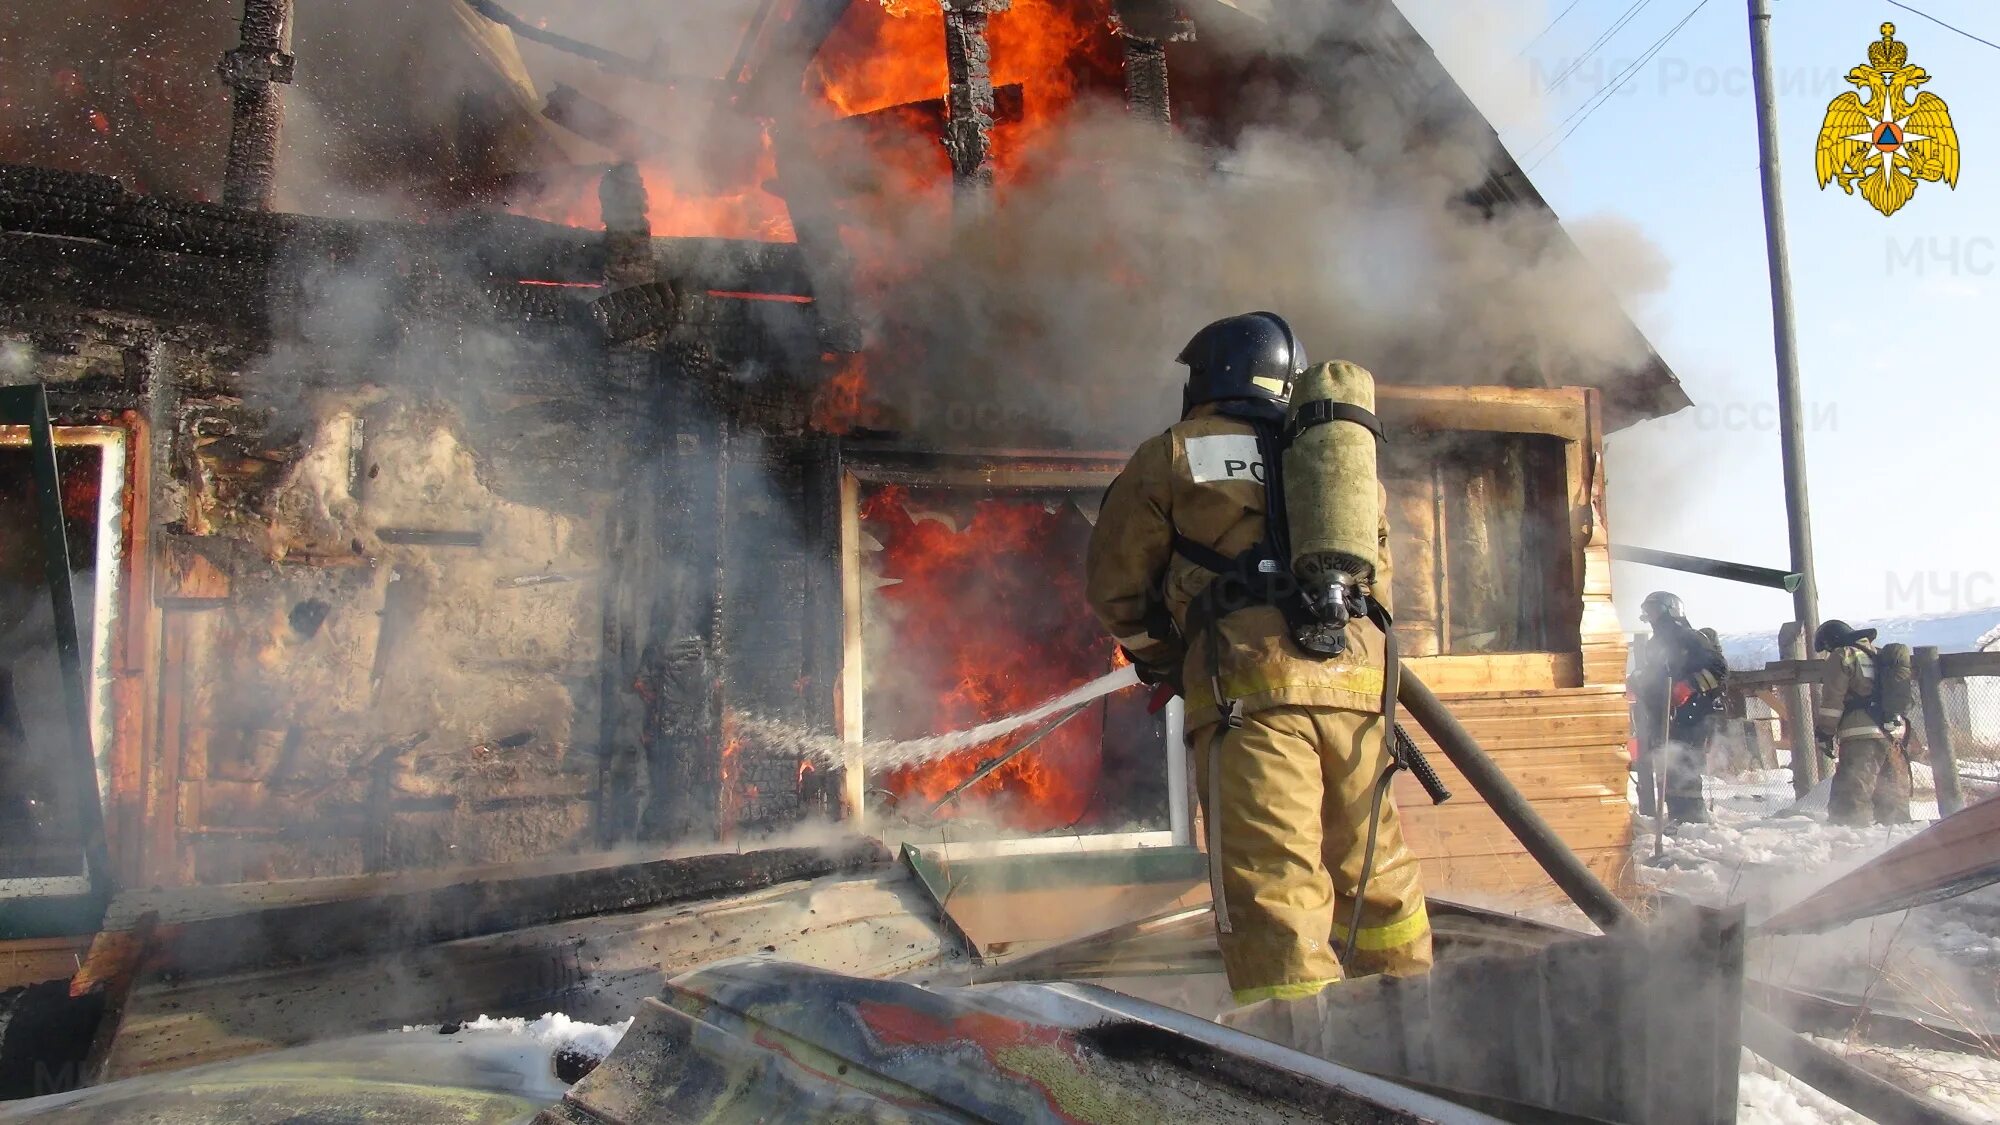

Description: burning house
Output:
[0,0,1764,1115]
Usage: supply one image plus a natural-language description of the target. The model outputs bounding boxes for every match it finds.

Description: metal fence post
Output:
[1779,623,1817,795]
[1914,646,1964,816]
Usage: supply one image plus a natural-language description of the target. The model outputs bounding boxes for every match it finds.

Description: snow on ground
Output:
[1631,771,2000,1121]
[1740,1040,2000,1123]
[398,1012,634,1065]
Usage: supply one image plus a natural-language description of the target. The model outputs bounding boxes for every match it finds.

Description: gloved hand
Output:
[1125,650,1184,713]
[1124,649,1176,685]
[1818,735,1837,760]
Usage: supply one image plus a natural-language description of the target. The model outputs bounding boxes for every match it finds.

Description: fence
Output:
[1722,647,2000,815]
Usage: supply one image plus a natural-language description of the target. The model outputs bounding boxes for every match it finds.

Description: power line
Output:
[1518,0,1697,163]
[1884,1,2000,53]
[1527,0,1715,172]
[1544,0,1657,94]
[1517,0,1588,57]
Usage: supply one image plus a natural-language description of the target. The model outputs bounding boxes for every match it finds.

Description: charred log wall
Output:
[0,165,833,886]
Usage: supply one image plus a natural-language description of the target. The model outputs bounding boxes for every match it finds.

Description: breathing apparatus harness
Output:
[1167,400,1450,957]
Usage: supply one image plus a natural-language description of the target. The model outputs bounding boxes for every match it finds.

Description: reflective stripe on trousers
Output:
[1192,704,1433,1002]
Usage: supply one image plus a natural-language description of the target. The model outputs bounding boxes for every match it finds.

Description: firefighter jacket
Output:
[1086,406,1394,731]
[1626,619,1727,742]
[1817,642,1887,741]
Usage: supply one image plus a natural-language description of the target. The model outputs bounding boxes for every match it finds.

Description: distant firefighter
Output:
[1628,592,1727,824]
[1814,620,1916,827]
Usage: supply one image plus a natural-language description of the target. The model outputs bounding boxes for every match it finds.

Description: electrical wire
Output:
[1525,0,1714,172]
[1884,0,2000,53]
[1517,0,1588,57]
[1543,0,1657,94]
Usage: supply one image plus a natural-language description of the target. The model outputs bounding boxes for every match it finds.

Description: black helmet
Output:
[1639,591,1685,625]
[1177,312,1306,418]
[1814,619,1878,652]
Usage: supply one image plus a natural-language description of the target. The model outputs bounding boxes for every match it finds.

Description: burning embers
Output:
[859,483,1116,832]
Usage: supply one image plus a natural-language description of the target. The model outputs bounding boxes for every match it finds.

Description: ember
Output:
[860,483,1116,831]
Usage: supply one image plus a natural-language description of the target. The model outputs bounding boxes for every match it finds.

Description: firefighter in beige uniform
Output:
[1085,312,1431,1006]
[1815,619,1913,827]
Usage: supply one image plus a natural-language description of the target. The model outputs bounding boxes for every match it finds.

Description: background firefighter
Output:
[1815,619,1914,827]
[1628,591,1726,825]
[1084,312,1431,1008]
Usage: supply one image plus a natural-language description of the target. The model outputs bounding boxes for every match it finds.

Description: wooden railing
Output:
[1725,647,2000,816]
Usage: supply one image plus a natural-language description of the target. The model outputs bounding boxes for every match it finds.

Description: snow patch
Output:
[401,1012,633,1061]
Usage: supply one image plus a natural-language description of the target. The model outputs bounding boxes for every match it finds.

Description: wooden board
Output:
[939,880,1210,956]
[0,936,91,989]
[1394,684,1635,903]
[101,871,948,1081]
[1401,652,1581,694]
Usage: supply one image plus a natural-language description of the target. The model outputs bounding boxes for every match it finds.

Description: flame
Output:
[514,127,797,241]
[810,353,882,434]
[719,713,748,838]
[860,483,1116,832]
[811,0,1111,165]
[507,0,1118,251]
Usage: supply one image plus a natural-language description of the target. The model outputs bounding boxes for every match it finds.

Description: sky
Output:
[1398,0,1999,637]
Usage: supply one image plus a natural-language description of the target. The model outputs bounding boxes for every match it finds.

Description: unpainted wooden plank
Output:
[1378,386,1591,440]
[0,937,91,988]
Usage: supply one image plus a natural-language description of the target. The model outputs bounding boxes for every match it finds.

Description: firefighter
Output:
[1084,312,1431,1007]
[1815,620,1914,827]
[1628,591,1726,825]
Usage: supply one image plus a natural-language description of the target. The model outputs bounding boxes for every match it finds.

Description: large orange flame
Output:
[860,483,1117,832]
[510,0,1117,242]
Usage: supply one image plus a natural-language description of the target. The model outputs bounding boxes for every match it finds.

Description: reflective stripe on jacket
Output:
[1085,406,1394,729]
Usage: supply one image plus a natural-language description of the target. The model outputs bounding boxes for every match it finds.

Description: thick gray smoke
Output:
[855,100,1669,447]
[264,0,1669,452]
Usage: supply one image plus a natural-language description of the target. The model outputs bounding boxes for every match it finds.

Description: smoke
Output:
[824,7,1669,448]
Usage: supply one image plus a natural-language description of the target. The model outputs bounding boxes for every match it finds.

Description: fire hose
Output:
[1344,617,1451,965]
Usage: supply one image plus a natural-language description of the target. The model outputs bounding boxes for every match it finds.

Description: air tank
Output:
[1283,360,1381,595]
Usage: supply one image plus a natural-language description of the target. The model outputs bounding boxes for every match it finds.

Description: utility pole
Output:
[1748,0,1821,642]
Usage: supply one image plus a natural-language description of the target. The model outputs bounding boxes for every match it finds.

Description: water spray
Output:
[733,664,1141,772]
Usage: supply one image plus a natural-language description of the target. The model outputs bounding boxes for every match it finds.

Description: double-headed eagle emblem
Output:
[1816,23,1960,216]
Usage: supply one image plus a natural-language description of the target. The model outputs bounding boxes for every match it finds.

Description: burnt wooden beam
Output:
[142,839,891,980]
[592,282,682,344]
[219,0,295,210]
[1113,1,1193,126]
[0,165,814,294]
[826,84,1025,138]
[941,0,1009,193]
[599,162,654,290]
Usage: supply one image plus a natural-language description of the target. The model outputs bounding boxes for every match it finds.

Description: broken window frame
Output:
[0,383,113,937]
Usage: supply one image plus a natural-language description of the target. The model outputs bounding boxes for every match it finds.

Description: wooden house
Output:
[0,0,1684,966]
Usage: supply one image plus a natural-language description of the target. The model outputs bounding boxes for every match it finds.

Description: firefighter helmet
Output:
[1177,312,1307,418]
[1639,590,1685,625]
[1814,619,1878,652]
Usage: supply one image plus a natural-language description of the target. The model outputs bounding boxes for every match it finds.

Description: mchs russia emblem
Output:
[1816,23,1960,217]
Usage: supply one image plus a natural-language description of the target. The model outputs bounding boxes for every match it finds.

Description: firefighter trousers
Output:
[1191,704,1433,1006]
[1828,732,1913,827]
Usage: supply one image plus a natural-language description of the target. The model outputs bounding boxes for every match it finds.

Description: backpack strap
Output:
[1283,400,1385,447]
